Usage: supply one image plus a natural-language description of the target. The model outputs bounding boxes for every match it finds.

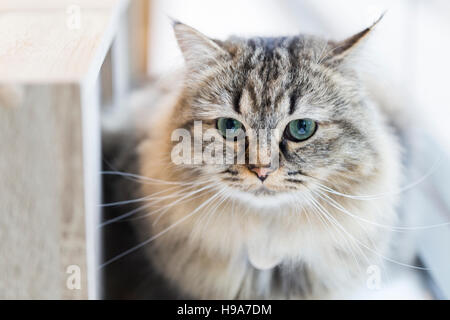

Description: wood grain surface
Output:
[0,0,142,299]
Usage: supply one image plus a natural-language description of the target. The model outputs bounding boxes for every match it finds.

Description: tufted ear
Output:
[326,14,384,63]
[172,21,230,71]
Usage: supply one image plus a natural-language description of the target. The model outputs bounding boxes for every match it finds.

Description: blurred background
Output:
[1,0,449,299]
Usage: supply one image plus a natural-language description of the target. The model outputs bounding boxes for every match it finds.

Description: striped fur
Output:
[136,21,402,299]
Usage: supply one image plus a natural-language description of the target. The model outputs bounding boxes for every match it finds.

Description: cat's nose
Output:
[250,167,274,182]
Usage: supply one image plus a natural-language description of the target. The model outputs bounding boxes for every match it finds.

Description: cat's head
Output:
[169,19,396,207]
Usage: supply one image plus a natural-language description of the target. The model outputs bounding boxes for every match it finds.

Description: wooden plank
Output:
[0,84,88,299]
[0,1,130,83]
[111,16,130,107]
[0,0,132,299]
[0,10,110,83]
[0,73,104,300]
[0,0,121,11]
[100,49,114,109]
[80,76,102,300]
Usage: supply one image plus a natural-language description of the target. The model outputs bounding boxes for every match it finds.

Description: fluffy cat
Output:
[103,20,404,299]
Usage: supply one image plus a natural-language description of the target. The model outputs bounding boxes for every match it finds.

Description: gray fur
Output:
[108,21,404,299]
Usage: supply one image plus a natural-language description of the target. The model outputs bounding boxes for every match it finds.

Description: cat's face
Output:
[173,23,382,206]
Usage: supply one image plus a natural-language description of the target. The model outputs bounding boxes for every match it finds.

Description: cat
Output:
[102,19,407,299]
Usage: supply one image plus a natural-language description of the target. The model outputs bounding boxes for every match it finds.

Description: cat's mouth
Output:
[231,179,299,197]
[225,182,305,208]
[252,185,277,196]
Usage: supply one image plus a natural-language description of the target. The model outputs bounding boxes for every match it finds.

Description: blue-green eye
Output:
[217,118,244,137]
[285,119,317,142]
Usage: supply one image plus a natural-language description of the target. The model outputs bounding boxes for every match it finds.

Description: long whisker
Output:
[307,155,442,200]
[303,192,368,270]
[101,182,217,227]
[100,202,154,228]
[199,189,232,231]
[101,170,213,186]
[100,185,181,207]
[314,188,450,231]
[99,188,227,269]
[138,190,209,225]
[306,194,428,271]
[151,183,217,226]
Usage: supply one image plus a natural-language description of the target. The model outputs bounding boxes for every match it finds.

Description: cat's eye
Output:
[217,118,244,138]
[284,119,317,142]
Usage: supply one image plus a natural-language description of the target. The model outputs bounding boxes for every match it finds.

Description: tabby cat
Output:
[103,19,405,299]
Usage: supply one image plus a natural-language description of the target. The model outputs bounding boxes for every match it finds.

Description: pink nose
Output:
[250,167,274,182]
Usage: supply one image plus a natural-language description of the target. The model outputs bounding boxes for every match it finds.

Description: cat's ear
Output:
[172,21,230,70]
[326,14,384,63]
